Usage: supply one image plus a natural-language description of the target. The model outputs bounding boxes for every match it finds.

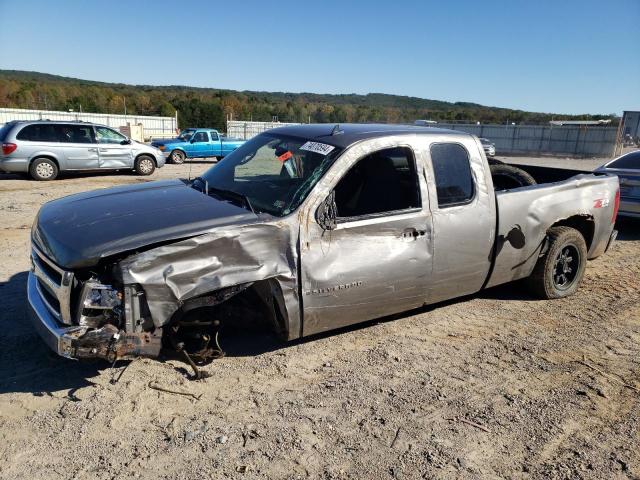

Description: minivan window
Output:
[430,143,475,207]
[0,122,15,141]
[95,127,126,144]
[16,124,95,143]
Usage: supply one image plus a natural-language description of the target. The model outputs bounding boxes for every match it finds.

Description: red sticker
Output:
[278,151,293,162]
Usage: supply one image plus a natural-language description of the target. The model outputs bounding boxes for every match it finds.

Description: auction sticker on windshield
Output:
[300,141,335,156]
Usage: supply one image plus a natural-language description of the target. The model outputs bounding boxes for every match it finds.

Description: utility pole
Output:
[123,96,127,116]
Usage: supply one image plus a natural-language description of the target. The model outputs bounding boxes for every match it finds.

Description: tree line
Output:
[0,70,618,132]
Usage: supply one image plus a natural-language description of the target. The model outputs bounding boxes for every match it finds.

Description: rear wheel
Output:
[29,157,58,181]
[526,226,587,299]
[134,155,156,176]
[490,164,536,190]
[170,150,185,164]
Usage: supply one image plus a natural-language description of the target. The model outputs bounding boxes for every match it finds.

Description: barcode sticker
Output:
[300,141,335,156]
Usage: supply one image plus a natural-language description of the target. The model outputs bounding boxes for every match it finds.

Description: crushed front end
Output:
[27,245,162,361]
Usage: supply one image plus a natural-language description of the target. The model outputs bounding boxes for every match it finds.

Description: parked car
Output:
[28,124,619,366]
[595,150,640,218]
[151,128,245,164]
[480,137,496,157]
[0,120,164,180]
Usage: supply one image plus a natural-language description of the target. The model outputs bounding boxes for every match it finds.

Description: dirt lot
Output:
[0,158,638,479]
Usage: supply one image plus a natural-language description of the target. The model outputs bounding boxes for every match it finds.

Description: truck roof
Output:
[268,123,467,148]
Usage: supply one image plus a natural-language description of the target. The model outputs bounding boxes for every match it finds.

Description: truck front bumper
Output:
[27,272,162,360]
[27,272,87,358]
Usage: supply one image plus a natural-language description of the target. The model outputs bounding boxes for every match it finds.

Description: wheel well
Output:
[168,280,289,339]
[550,215,595,250]
[136,153,157,166]
[30,155,59,169]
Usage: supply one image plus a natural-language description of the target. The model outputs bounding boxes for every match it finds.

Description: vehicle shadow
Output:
[0,271,104,396]
[616,217,640,241]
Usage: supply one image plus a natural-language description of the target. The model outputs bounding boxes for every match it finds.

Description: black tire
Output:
[490,164,536,191]
[525,226,587,299]
[169,150,185,164]
[29,157,59,181]
[134,155,156,176]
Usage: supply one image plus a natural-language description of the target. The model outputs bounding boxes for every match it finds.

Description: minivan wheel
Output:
[525,226,587,299]
[29,158,59,181]
[170,150,185,164]
[135,155,156,176]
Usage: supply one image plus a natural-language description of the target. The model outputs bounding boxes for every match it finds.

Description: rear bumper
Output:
[27,272,86,358]
[0,157,29,173]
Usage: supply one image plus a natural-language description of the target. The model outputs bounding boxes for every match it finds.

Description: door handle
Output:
[87,148,98,152]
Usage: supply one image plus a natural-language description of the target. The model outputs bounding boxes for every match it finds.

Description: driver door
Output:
[95,126,133,168]
[188,131,211,158]
[299,142,433,336]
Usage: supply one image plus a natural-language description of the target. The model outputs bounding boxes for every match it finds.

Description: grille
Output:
[31,245,75,325]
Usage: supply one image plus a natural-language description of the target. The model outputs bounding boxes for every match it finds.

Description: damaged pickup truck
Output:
[28,124,620,366]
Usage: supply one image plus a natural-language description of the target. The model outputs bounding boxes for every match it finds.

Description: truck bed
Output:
[485,166,618,289]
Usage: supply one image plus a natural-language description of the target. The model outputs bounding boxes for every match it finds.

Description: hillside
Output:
[0,70,616,131]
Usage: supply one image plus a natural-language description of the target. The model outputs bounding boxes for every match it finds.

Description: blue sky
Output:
[0,0,638,115]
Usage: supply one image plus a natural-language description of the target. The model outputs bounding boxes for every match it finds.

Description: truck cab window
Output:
[192,132,209,142]
[210,131,219,141]
[429,143,474,207]
[334,147,421,218]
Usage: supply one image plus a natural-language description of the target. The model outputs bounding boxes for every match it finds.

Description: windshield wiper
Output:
[208,186,257,215]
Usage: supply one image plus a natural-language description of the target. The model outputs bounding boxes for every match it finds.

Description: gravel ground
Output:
[0,157,638,480]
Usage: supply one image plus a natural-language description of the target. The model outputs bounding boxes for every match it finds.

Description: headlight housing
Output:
[77,279,123,328]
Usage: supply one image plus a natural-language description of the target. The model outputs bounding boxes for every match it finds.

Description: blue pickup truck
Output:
[151,128,245,164]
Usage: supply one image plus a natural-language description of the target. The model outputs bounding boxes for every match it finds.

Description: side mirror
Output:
[120,138,131,145]
[316,191,337,231]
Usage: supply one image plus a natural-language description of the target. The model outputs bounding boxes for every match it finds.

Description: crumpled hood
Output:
[32,179,257,269]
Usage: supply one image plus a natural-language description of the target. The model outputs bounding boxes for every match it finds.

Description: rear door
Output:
[300,141,433,336]
[208,130,222,157]
[95,126,133,168]
[425,140,496,302]
[59,124,99,169]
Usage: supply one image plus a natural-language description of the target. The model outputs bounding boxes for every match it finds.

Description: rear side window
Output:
[0,123,15,141]
[209,131,219,141]
[16,124,95,143]
[608,152,640,170]
[17,124,60,142]
[430,143,475,207]
[192,132,209,142]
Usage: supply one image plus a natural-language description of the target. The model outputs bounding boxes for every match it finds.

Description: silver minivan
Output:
[0,120,165,180]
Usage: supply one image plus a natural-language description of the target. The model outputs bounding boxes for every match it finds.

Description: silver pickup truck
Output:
[27,124,619,366]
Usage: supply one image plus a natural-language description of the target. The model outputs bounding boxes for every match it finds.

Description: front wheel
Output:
[525,226,587,299]
[135,155,156,176]
[169,150,185,164]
